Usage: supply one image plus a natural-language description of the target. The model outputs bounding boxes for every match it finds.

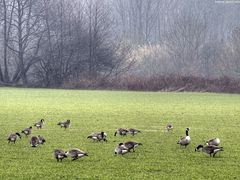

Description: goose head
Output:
[195,145,204,151]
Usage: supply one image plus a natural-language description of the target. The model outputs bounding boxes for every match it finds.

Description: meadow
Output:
[0,87,240,179]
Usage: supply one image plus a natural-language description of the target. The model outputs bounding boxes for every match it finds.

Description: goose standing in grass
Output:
[206,138,220,146]
[123,141,142,152]
[177,128,191,148]
[22,126,32,136]
[30,136,39,147]
[128,128,141,136]
[34,119,44,129]
[114,143,129,155]
[54,149,67,162]
[66,148,88,161]
[38,135,46,145]
[7,133,21,143]
[57,120,71,129]
[87,132,107,142]
[195,145,223,157]
[114,128,128,136]
[166,124,173,131]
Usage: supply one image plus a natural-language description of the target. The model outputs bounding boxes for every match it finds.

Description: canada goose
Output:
[123,141,142,152]
[195,145,223,157]
[166,124,173,131]
[30,136,39,147]
[34,119,44,129]
[22,126,32,136]
[57,120,71,129]
[87,132,107,142]
[206,138,220,146]
[114,143,129,155]
[7,133,21,143]
[114,128,128,136]
[66,148,88,161]
[128,128,141,136]
[38,135,46,145]
[54,149,67,162]
[177,128,191,148]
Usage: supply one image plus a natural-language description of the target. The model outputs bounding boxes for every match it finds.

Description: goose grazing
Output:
[206,138,220,146]
[128,128,141,136]
[123,141,142,152]
[7,133,21,143]
[57,120,71,129]
[30,136,39,147]
[38,135,46,145]
[114,128,128,136]
[87,132,107,142]
[66,148,88,161]
[54,149,67,162]
[177,128,191,148]
[195,145,223,157]
[22,126,32,136]
[166,124,173,131]
[34,119,44,129]
[114,143,129,155]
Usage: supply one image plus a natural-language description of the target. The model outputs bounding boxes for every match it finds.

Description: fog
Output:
[0,0,240,87]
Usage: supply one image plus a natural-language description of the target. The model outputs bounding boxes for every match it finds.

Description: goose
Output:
[114,128,128,136]
[54,149,67,162]
[7,133,21,143]
[206,138,220,146]
[22,126,32,136]
[128,128,141,136]
[114,143,129,155]
[166,124,173,131]
[57,120,71,129]
[66,148,88,161]
[30,136,39,147]
[34,119,44,129]
[123,141,142,152]
[195,145,223,157]
[87,132,107,142]
[177,128,191,148]
[38,135,46,145]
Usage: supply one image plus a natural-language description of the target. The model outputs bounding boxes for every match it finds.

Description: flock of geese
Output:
[169,125,223,157]
[7,120,224,162]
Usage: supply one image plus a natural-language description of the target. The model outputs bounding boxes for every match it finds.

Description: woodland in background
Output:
[0,0,240,92]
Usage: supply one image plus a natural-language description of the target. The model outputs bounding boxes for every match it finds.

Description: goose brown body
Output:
[166,124,173,131]
[30,136,39,147]
[7,133,21,143]
[38,135,46,144]
[34,119,44,129]
[66,148,88,161]
[114,128,128,136]
[206,138,220,146]
[22,127,32,136]
[114,143,129,155]
[57,120,71,129]
[54,149,67,162]
[128,128,141,136]
[123,141,142,152]
[87,132,107,141]
[195,145,223,157]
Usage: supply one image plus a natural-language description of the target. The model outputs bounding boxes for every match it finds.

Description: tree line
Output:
[0,0,240,88]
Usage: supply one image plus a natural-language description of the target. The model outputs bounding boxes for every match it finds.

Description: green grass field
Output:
[0,87,240,179]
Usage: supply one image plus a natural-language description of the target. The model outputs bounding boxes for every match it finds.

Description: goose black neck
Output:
[186,130,189,136]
